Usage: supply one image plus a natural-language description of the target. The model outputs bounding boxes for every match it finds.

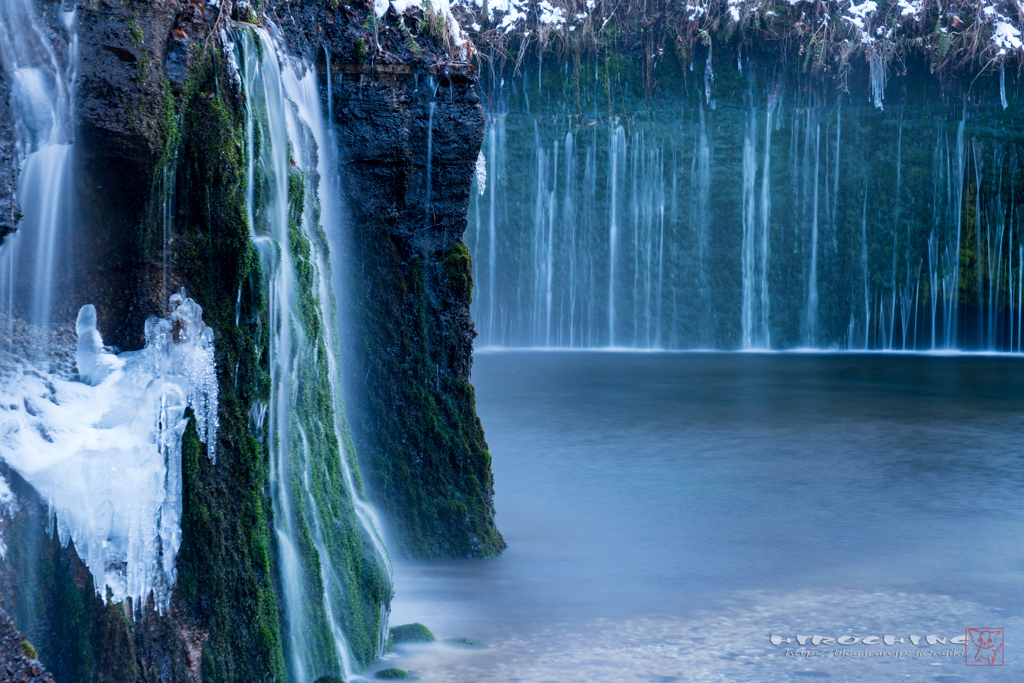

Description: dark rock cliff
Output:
[279,4,505,559]
[0,68,18,243]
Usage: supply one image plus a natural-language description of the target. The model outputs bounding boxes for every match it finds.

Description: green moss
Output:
[375,668,410,680]
[389,623,435,645]
[171,44,287,683]
[347,218,505,559]
[21,638,36,660]
[128,14,144,48]
[314,676,346,683]
[222,27,391,673]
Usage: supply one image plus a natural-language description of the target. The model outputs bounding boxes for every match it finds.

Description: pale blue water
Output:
[382,352,1024,682]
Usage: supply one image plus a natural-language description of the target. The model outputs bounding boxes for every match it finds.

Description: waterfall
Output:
[741,98,773,350]
[741,105,758,348]
[806,122,821,347]
[608,121,624,346]
[695,106,711,343]
[469,68,1024,352]
[467,113,505,347]
[758,95,775,349]
[861,189,870,349]
[0,0,76,339]
[946,115,967,348]
[564,130,577,346]
[236,26,391,681]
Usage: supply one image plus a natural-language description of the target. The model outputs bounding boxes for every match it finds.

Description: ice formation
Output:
[1002,64,1009,109]
[0,290,218,612]
[475,149,487,195]
[869,51,887,109]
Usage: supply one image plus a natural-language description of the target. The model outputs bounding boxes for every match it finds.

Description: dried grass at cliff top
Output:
[450,0,1024,84]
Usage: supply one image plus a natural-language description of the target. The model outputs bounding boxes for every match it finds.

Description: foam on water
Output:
[0,290,218,612]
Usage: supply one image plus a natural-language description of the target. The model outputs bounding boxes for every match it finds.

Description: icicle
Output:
[475,149,486,195]
[869,52,887,110]
[1001,65,1008,110]
[704,47,714,106]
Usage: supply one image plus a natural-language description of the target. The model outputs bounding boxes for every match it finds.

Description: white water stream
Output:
[235,25,391,681]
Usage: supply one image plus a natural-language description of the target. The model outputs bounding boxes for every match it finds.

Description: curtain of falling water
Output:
[466,70,1024,352]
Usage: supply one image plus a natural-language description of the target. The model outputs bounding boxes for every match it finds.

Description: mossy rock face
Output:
[171,47,289,683]
[389,623,435,645]
[313,675,346,683]
[375,668,410,680]
[329,57,506,560]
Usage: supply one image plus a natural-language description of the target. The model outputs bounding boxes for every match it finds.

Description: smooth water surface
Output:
[384,352,1024,682]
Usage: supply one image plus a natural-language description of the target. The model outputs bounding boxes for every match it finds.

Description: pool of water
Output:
[381,352,1024,682]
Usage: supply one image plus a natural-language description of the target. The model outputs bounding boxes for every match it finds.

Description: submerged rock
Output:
[445,637,485,648]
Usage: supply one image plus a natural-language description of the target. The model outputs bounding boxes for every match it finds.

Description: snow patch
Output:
[993,21,1023,54]
[898,0,923,18]
[844,0,877,30]
[538,0,566,26]
[382,0,469,56]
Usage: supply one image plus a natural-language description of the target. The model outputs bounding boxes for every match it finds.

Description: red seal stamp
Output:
[966,628,1003,666]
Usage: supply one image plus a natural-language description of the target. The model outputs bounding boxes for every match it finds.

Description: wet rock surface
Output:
[0,607,52,683]
[72,0,187,349]
[0,68,17,245]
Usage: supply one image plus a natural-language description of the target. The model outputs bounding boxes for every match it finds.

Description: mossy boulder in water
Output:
[313,676,345,683]
[375,669,410,680]
[389,623,435,646]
